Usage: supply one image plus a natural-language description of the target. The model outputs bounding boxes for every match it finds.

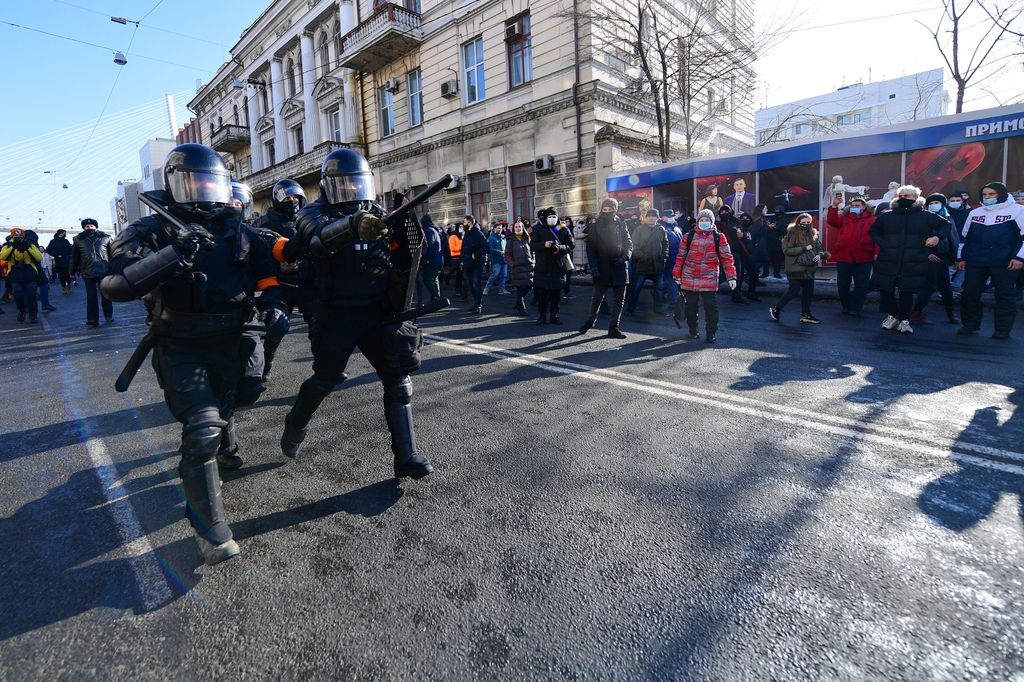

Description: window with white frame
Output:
[319,32,330,78]
[462,37,486,104]
[836,109,870,126]
[378,86,395,136]
[329,108,343,140]
[793,123,810,136]
[407,68,423,127]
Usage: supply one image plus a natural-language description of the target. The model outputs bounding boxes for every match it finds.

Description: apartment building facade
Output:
[189,0,755,222]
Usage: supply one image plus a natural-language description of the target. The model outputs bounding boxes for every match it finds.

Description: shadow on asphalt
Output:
[0,452,197,641]
[2,402,175,463]
[232,478,403,540]
[918,388,1024,531]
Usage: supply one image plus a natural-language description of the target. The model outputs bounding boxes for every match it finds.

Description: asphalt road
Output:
[1,284,1022,680]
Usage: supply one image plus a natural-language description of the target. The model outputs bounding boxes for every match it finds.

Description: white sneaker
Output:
[482,287,490,295]
[897,320,914,334]
[881,315,899,330]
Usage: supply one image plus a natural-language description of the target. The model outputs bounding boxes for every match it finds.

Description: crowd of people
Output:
[403,182,1024,343]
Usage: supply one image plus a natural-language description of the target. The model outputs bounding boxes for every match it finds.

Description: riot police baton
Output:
[138,191,216,252]
[384,296,450,324]
[383,174,454,230]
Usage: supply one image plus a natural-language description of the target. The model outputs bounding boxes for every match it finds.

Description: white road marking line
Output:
[85,438,173,610]
[426,334,1024,476]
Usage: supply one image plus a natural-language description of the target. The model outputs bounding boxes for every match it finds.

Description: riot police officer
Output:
[229,179,254,224]
[276,147,433,480]
[102,144,287,565]
[255,178,317,380]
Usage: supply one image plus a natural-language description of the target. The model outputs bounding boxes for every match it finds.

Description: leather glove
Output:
[728,278,737,290]
[261,306,290,341]
[173,225,203,261]
[354,211,389,241]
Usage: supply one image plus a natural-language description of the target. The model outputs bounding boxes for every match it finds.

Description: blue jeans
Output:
[836,262,872,313]
[484,261,508,291]
[626,272,664,313]
[661,269,679,308]
[84,276,113,324]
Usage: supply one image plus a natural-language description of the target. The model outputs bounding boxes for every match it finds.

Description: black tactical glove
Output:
[13,238,28,251]
[353,211,389,241]
[260,306,290,343]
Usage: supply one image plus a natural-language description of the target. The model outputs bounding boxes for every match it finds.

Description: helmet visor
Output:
[169,170,231,205]
[273,183,306,208]
[322,172,375,204]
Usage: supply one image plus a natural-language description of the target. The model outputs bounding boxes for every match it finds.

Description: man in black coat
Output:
[625,209,669,317]
[579,198,632,339]
[460,214,489,314]
[46,229,74,292]
[869,185,948,334]
[530,207,574,325]
[69,218,114,326]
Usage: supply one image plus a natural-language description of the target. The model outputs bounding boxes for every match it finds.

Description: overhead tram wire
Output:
[52,0,232,47]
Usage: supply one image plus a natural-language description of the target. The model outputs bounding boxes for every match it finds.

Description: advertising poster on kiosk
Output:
[822,152,903,209]
[758,162,820,215]
[1006,136,1024,197]
[905,140,1004,199]
[695,174,755,217]
[653,179,695,219]
[609,186,654,221]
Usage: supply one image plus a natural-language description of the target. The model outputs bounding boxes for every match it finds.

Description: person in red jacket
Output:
[826,194,876,315]
[672,209,737,343]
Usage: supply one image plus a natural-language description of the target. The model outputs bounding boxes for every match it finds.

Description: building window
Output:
[404,0,421,12]
[217,116,223,128]
[293,126,304,155]
[266,140,276,166]
[287,58,297,96]
[210,122,215,138]
[463,36,486,104]
[378,86,395,137]
[506,14,532,88]
[233,105,239,125]
[407,68,423,127]
[329,108,343,140]
[793,123,809,136]
[837,110,869,126]
[143,165,150,179]
[509,163,534,224]
[261,87,269,116]
[468,172,491,226]
[409,184,428,218]
[319,32,331,78]
[707,88,715,114]
[243,96,249,126]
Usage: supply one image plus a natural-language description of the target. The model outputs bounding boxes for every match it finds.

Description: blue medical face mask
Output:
[849,207,862,215]
[927,203,942,212]
[982,197,999,206]
[697,221,713,231]
[948,200,962,209]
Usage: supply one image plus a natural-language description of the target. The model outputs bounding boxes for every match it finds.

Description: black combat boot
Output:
[280,413,307,458]
[216,417,244,471]
[384,379,433,480]
[179,458,239,565]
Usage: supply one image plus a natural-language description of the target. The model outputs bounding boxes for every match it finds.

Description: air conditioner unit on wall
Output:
[384,78,400,94]
[534,154,555,173]
[505,20,525,41]
[440,79,459,99]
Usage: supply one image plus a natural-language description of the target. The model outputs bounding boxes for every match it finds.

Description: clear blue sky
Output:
[0,0,254,230]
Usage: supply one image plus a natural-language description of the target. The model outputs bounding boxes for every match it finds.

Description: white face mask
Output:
[546,216,557,226]
[928,203,942,212]
[697,221,713,231]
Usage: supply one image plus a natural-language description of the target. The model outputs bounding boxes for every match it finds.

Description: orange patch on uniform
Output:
[256,276,279,291]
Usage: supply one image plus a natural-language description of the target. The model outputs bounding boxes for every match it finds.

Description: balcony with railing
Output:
[337,3,422,73]
[210,125,250,153]
[245,140,356,193]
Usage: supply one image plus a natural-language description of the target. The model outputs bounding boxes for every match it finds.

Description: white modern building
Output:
[755,69,949,146]
[138,138,177,193]
[109,180,143,235]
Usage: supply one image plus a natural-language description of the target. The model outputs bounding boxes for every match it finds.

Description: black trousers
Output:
[587,284,626,329]
[914,262,954,312]
[288,304,407,430]
[776,279,814,316]
[536,287,562,318]
[55,263,71,288]
[84,276,113,323]
[961,265,1018,333]
[682,290,719,335]
[880,289,915,321]
[836,262,872,313]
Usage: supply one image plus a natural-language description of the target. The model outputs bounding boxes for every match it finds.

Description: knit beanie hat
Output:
[925,193,947,206]
[696,209,716,224]
[600,197,619,212]
[981,181,1009,202]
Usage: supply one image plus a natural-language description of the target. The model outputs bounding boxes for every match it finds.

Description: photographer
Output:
[0,228,44,323]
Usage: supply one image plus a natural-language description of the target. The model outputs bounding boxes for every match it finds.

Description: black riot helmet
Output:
[163,144,232,215]
[271,178,306,216]
[320,147,375,207]
[229,180,254,221]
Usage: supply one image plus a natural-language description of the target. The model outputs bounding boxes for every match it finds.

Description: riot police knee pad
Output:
[383,376,413,405]
[181,410,227,461]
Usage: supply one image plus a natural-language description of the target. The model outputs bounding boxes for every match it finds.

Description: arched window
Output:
[233,105,239,125]
[287,58,296,96]
[217,116,223,128]
[319,32,330,78]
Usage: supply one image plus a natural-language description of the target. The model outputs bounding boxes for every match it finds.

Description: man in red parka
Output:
[826,195,876,316]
